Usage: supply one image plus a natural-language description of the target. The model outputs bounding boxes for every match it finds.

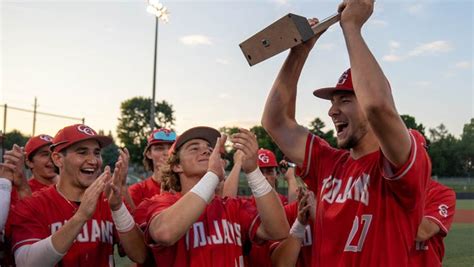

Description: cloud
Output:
[389,41,400,50]
[408,41,453,56]
[383,54,403,62]
[271,0,289,6]
[415,81,431,87]
[318,43,335,51]
[179,35,212,46]
[454,61,471,69]
[408,4,423,15]
[216,58,230,65]
[369,19,387,27]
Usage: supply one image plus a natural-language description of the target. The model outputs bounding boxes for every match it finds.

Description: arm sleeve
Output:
[14,236,64,267]
[380,130,431,210]
[424,182,457,236]
[0,178,12,233]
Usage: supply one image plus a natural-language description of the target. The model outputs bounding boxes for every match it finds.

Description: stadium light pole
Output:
[147,0,169,130]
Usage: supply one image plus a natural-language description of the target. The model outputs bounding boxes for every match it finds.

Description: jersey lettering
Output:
[415,241,428,251]
[302,225,312,246]
[321,174,370,206]
[186,220,242,250]
[50,219,114,244]
[438,204,448,218]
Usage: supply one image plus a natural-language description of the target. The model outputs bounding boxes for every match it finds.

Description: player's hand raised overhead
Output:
[106,158,125,211]
[3,145,29,191]
[230,128,258,174]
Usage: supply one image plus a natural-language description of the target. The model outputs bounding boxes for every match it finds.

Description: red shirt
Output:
[409,180,456,266]
[10,186,117,267]
[10,177,52,205]
[296,130,430,267]
[134,192,261,267]
[246,193,288,267]
[128,177,161,207]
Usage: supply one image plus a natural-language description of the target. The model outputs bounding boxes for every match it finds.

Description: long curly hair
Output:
[160,151,182,192]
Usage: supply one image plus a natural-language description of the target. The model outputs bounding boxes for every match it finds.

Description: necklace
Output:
[55,185,79,213]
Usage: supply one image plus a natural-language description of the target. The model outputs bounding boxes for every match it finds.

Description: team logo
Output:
[39,135,53,142]
[337,70,349,85]
[438,204,449,218]
[77,125,96,136]
[258,153,269,164]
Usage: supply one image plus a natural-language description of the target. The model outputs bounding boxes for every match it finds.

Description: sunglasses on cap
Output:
[152,130,177,142]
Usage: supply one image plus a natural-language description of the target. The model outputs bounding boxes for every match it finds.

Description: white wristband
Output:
[245,168,272,198]
[0,178,12,192]
[190,171,219,203]
[289,219,306,241]
[111,203,135,233]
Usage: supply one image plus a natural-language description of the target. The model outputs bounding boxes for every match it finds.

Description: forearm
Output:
[248,169,289,239]
[285,172,298,203]
[262,49,309,130]
[15,236,64,267]
[51,214,87,254]
[416,217,440,242]
[122,187,136,212]
[271,236,302,267]
[0,178,12,231]
[150,172,218,245]
[117,227,147,264]
[223,162,241,197]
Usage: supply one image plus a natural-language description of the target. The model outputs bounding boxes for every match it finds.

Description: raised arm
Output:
[222,150,243,198]
[149,136,226,246]
[339,0,411,167]
[261,19,326,166]
[232,129,289,240]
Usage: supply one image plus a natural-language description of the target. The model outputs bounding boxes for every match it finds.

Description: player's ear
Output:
[51,151,64,169]
[25,158,34,169]
[172,163,183,174]
[145,149,153,160]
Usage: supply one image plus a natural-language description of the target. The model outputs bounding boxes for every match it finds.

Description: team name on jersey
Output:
[185,219,242,250]
[320,173,370,206]
[302,225,312,246]
[50,219,114,244]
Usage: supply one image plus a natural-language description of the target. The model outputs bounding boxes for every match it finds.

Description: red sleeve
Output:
[296,134,346,193]
[423,181,456,236]
[284,202,298,224]
[142,193,179,245]
[10,199,50,252]
[380,130,431,210]
[128,182,143,207]
[238,199,261,244]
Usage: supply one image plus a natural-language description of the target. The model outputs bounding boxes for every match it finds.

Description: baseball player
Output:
[9,124,147,266]
[126,128,176,210]
[10,135,58,204]
[271,189,315,267]
[261,1,431,265]
[134,126,289,266]
[409,180,456,266]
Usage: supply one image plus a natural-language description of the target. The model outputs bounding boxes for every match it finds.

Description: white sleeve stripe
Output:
[302,134,315,178]
[425,215,449,234]
[384,131,417,181]
[12,238,41,251]
[248,215,260,240]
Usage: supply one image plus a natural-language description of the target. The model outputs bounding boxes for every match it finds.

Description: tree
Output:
[401,114,428,142]
[117,97,175,164]
[100,130,120,170]
[459,118,474,177]
[308,117,337,147]
[2,130,29,150]
[428,124,462,177]
[250,125,284,161]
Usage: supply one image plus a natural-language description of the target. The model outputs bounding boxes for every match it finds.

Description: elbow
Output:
[150,224,178,247]
[268,223,290,240]
[364,101,397,122]
[415,229,431,242]
[129,251,147,265]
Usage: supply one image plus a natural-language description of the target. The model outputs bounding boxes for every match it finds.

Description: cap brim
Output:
[313,87,354,100]
[51,136,113,152]
[144,139,175,154]
[175,126,221,151]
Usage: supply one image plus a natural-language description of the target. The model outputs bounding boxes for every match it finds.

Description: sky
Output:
[1,0,473,142]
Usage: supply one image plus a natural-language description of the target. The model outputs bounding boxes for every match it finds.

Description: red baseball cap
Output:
[313,68,354,100]
[171,126,221,153]
[144,128,177,152]
[50,124,113,152]
[25,134,53,160]
[257,148,278,168]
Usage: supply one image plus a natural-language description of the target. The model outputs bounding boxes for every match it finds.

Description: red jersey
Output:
[128,177,161,207]
[10,186,117,267]
[10,177,52,205]
[246,193,287,267]
[296,130,430,266]
[409,180,456,266]
[134,192,261,267]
